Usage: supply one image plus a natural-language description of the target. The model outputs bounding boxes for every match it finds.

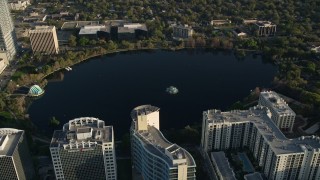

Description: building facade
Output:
[172,25,194,40]
[254,21,276,36]
[0,128,35,180]
[210,152,236,180]
[130,105,196,180]
[29,26,59,54]
[259,91,296,132]
[50,117,117,180]
[201,105,320,180]
[0,0,18,63]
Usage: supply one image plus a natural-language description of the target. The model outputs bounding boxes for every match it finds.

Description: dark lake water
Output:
[28,50,277,138]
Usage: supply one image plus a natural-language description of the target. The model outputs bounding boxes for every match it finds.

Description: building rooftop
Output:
[255,21,276,27]
[28,85,44,96]
[0,128,23,157]
[123,23,147,31]
[130,105,160,120]
[173,24,193,30]
[244,172,263,180]
[30,26,55,33]
[204,106,320,155]
[50,117,113,149]
[211,152,237,180]
[260,91,295,115]
[118,27,135,33]
[79,25,110,35]
[135,126,196,167]
[61,21,100,30]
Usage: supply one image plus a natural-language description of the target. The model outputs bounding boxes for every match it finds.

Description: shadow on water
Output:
[28,49,277,138]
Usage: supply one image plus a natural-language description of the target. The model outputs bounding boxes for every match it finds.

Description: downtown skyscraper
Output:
[50,117,117,180]
[0,128,35,180]
[0,0,18,62]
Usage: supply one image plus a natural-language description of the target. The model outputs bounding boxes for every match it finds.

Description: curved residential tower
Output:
[130,105,196,180]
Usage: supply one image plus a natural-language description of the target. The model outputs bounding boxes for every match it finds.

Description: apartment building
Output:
[0,0,18,63]
[0,128,35,180]
[201,105,320,180]
[29,26,59,54]
[259,91,296,132]
[130,105,196,180]
[50,117,117,180]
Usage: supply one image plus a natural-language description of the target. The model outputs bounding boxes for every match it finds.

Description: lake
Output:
[28,50,277,138]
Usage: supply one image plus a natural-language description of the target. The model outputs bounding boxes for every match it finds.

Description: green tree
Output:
[49,117,60,127]
[69,35,77,47]
[78,37,89,46]
[106,40,117,50]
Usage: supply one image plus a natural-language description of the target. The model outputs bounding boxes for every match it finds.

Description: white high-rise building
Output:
[259,91,296,132]
[50,117,117,180]
[201,105,320,180]
[0,0,18,63]
[130,105,196,180]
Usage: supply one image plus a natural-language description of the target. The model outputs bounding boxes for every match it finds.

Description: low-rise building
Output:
[172,24,194,40]
[77,22,147,41]
[79,25,110,39]
[8,0,30,11]
[243,19,258,24]
[311,46,320,53]
[210,20,231,26]
[130,105,196,180]
[254,21,276,36]
[233,29,247,37]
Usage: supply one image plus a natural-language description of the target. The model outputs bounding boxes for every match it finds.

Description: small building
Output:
[210,20,231,26]
[243,19,258,24]
[172,24,194,40]
[254,21,276,36]
[28,85,44,96]
[8,0,30,11]
[310,46,320,53]
[233,29,247,37]
[117,23,148,40]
